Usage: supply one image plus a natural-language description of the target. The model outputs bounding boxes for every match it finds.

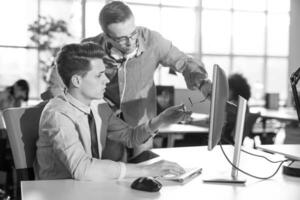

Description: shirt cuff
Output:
[118,162,126,180]
[175,57,188,73]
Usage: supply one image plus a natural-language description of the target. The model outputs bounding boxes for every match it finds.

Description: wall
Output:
[289,0,300,82]
[287,0,300,105]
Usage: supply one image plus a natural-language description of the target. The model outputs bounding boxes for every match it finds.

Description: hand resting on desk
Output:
[140,160,186,177]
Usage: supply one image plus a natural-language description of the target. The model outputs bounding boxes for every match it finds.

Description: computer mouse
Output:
[131,177,162,192]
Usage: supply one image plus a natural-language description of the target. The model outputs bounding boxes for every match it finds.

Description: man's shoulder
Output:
[138,26,156,40]
[137,26,168,47]
[43,96,74,117]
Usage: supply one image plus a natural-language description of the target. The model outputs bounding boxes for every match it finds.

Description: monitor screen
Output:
[204,64,248,183]
[208,64,229,150]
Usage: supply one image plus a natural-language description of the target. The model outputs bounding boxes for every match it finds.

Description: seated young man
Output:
[34,42,191,181]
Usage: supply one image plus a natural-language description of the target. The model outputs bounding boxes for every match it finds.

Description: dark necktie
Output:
[88,111,100,159]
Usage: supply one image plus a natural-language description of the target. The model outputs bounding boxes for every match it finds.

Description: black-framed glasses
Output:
[106,29,138,44]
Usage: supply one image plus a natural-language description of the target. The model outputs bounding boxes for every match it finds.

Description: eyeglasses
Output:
[106,29,138,44]
[188,95,209,108]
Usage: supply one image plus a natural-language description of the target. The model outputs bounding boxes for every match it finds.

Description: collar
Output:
[65,93,91,115]
[136,27,145,56]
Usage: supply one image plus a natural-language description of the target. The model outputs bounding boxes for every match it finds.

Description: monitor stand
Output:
[203,96,247,184]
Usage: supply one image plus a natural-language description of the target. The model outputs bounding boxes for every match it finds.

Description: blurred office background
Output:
[0,0,299,106]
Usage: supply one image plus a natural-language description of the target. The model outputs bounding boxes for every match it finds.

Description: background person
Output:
[0,79,29,195]
[0,79,30,111]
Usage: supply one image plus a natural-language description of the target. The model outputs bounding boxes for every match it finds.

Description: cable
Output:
[219,143,288,180]
[241,148,289,163]
[221,137,288,163]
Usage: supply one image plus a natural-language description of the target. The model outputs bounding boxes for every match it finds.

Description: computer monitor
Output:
[204,64,248,184]
[208,64,229,150]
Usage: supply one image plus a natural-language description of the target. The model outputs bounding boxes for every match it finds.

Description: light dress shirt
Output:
[34,93,154,181]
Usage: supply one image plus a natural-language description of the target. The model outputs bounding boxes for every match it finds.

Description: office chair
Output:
[222,111,261,146]
[2,101,47,199]
[243,113,260,143]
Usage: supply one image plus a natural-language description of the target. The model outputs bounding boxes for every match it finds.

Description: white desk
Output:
[190,113,209,122]
[158,124,208,147]
[22,146,300,200]
[250,107,298,122]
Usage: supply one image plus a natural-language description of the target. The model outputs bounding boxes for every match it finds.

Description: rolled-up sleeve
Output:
[151,30,208,89]
[106,112,154,148]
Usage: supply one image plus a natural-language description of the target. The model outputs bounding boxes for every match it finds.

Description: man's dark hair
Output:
[56,42,105,87]
[228,73,251,101]
[99,1,133,33]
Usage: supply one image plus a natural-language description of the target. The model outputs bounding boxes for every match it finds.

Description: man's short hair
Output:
[99,1,133,33]
[56,42,105,87]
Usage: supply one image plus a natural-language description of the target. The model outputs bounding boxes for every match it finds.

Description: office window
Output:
[202,0,231,9]
[266,58,288,95]
[201,10,231,54]
[40,0,82,44]
[267,0,290,12]
[0,48,40,95]
[125,0,160,4]
[232,57,264,100]
[0,0,38,96]
[201,56,230,78]
[161,7,197,53]
[0,0,37,46]
[267,13,290,56]
[0,0,291,102]
[127,0,291,102]
[200,0,290,102]
[0,0,82,98]
[232,12,265,55]
[233,0,266,11]
[130,5,161,32]
[85,0,105,37]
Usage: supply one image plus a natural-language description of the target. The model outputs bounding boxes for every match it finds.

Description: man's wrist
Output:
[148,116,161,132]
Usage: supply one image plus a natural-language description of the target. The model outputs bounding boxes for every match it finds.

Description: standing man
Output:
[43,1,211,162]
[35,42,189,181]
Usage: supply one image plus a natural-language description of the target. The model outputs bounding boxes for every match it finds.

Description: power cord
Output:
[221,137,288,163]
[240,148,289,163]
[219,142,288,180]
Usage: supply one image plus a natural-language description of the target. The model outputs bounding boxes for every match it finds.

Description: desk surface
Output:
[159,124,208,134]
[250,107,298,122]
[22,146,300,200]
[158,113,209,134]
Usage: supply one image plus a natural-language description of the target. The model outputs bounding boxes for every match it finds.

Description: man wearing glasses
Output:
[44,1,211,163]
